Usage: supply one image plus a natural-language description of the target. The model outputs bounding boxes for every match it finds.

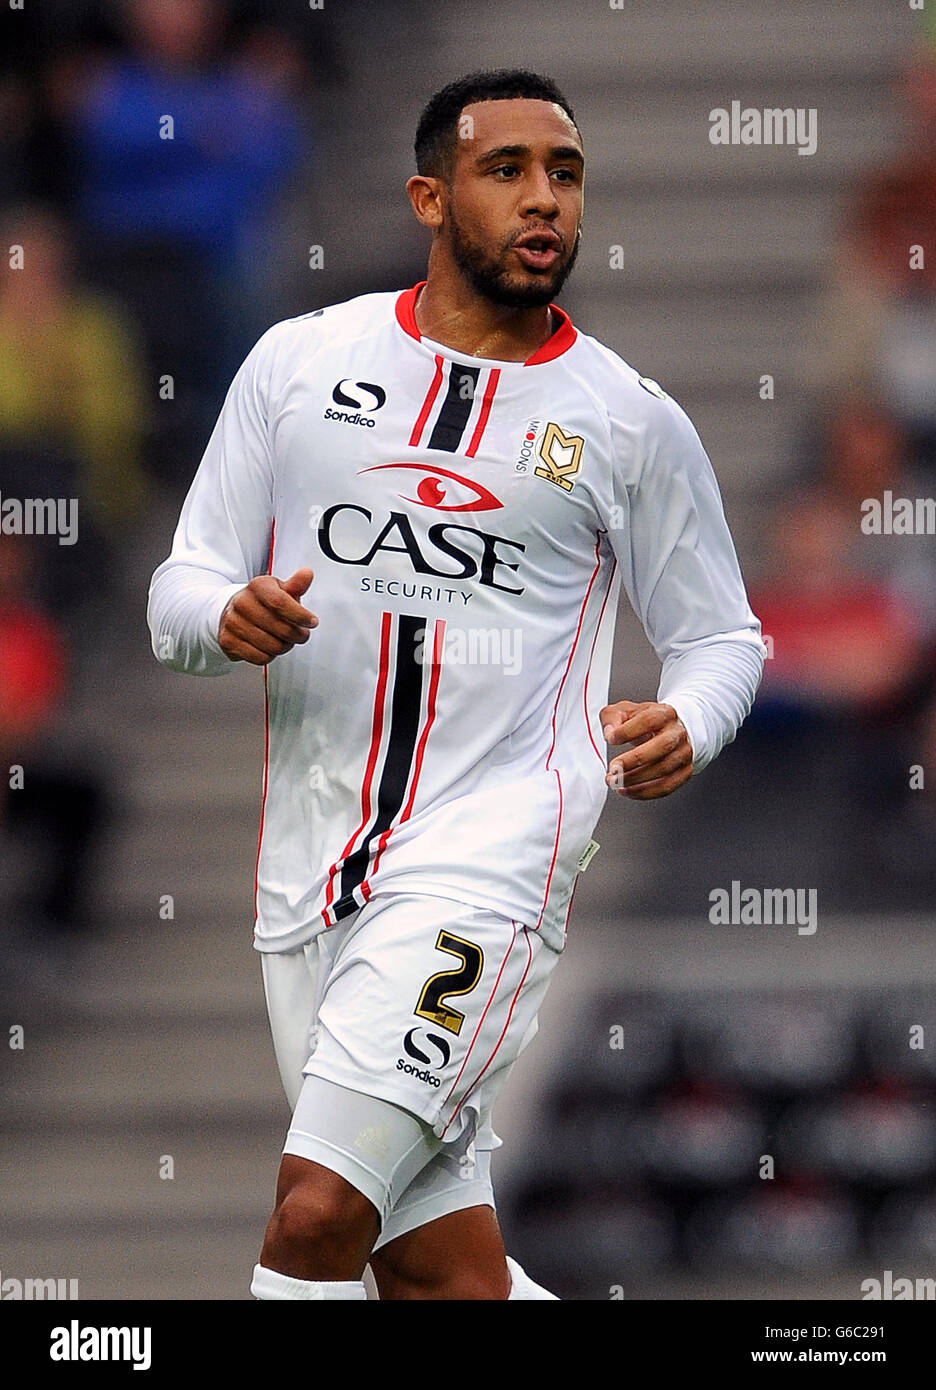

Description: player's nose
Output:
[520,167,560,218]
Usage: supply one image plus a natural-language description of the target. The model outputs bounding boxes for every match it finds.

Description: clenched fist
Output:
[600,698,693,799]
[218,568,317,666]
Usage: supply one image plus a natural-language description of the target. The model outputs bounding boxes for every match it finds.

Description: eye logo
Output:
[332,379,387,412]
[403,1027,452,1069]
[359,463,503,512]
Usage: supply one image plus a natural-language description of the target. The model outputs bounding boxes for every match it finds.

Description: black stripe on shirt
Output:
[426,362,481,452]
[333,614,425,919]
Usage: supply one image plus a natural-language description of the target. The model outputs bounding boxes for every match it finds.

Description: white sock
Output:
[506,1256,559,1300]
[251,1263,367,1300]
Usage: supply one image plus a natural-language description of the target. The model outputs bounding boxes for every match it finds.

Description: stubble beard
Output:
[447,205,581,309]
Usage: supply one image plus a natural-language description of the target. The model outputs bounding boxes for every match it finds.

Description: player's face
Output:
[444,98,584,308]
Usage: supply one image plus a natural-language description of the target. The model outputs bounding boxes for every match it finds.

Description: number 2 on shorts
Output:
[414,931,484,1036]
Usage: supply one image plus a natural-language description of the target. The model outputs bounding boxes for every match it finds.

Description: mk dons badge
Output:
[533,422,585,492]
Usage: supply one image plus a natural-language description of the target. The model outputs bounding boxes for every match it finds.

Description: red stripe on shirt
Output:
[584,554,617,763]
[464,368,500,458]
[531,540,601,933]
[545,534,604,770]
[409,355,445,447]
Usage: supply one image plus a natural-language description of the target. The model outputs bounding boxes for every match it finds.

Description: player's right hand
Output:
[218,568,317,666]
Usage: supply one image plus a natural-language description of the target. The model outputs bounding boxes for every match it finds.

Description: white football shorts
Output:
[260,890,558,1248]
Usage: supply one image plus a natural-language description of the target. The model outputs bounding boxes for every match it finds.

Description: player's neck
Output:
[413,272,556,363]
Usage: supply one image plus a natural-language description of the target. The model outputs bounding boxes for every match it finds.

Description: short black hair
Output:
[414,69,577,180]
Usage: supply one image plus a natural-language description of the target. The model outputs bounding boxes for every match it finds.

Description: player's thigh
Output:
[283,1073,441,1227]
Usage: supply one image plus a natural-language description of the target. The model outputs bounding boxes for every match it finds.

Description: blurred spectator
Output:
[751,398,933,724]
[0,533,108,947]
[752,491,923,716]
[824,397,936,640]
[0,536,65,753]
[816,43,936,468]
[642,396,935,914]
[49,0,306,484]
[0,201,147,539]
[747,398,935,899]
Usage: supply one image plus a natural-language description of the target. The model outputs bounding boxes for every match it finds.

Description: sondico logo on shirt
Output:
[324,379,387,428]
[533,422,585,492]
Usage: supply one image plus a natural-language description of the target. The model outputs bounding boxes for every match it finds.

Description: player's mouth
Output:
[513,230,562,272]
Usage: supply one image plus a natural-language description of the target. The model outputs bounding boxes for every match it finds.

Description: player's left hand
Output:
[600,699,693,799]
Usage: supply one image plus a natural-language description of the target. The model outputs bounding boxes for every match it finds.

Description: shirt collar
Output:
[394,280,577,366]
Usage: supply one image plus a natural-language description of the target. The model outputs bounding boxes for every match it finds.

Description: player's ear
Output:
[406,174,445,229]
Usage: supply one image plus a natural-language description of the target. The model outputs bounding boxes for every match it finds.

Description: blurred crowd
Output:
[751,40,936,903]
[0,0,336,959]
[652,37,936,915]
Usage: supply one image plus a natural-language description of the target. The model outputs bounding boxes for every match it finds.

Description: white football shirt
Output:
[147,283,766,952]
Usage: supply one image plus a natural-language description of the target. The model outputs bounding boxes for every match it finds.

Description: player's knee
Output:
[265,1169,376,1264]
[270,1186,342,1254]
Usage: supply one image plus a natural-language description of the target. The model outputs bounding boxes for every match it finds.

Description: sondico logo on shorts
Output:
[397,1027,451,1088]
[533,422,585,492]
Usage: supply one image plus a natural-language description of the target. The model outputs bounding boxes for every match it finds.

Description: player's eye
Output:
[358,463,503,513]
[492,164,520,178]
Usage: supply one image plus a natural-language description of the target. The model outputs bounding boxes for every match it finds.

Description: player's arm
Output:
[147,325,317,675]
[602,388,767,798]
